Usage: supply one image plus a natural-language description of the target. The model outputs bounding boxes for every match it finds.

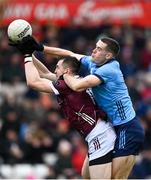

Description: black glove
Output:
[9,35,44,57]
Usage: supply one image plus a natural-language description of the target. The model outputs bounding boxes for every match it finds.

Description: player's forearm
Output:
[24,57,55,93]
[24,60,41,88]
[32,55,50,74]
[44,46,74,58]
[63,74,86,92]
[64,74,101,91]
[40,72,56,81]
[32,55,56,81]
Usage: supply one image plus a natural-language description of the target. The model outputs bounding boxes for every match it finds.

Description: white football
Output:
[7,19,32,42]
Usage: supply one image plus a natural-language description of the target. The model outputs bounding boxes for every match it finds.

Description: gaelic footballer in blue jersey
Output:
[63,37,144,179]
[10,35,145,179]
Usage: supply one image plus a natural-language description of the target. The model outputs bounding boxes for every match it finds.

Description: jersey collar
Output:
[96,57,116,67]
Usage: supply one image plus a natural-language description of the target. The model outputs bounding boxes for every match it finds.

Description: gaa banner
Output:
[1,0,151,27]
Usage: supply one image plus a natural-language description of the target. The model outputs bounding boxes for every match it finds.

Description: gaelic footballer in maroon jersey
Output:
[24,55,115,178]
[11,38,116,179]
[53,76,107,138]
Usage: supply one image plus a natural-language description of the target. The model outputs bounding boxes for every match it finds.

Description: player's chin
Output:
[92,59,101,65]
[91,57,97,63]
[91,56,95,61]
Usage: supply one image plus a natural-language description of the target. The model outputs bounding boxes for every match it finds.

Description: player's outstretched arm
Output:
[44,46,84,61]
[63,74,102,92]
[10,35,84,61]
[8,37,56,93]
[32,55,57,81]
[24,57,54,93]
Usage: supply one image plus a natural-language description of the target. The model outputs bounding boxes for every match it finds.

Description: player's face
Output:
[54,60,66,78]
[91,40,112,65]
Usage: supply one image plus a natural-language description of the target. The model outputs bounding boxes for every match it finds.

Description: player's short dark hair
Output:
[62,57,81,74]
[101,37,120,56]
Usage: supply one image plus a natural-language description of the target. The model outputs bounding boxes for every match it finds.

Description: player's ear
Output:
[106,52,112,60]
[64,68,70,74]
[63,68,68,74]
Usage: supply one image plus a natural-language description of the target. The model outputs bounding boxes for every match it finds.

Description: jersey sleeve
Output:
[80,56,92,76]
[80,56,91,69]
[92,63,114,83]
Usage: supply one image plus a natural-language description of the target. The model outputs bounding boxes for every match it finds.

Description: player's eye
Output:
[97,47,101,51]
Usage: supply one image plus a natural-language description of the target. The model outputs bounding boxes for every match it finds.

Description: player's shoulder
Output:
[100,59,119,70]
[94,59,120,79]
[81,55,92,61]
[54,78,67,90]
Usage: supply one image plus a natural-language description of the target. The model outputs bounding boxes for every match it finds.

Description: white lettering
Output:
[75,2,144,24]
[4,5,32,18]
[18,25,30,38]
[34,3,69,20]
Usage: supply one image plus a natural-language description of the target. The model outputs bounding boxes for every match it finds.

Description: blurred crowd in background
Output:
[0,21,151,179]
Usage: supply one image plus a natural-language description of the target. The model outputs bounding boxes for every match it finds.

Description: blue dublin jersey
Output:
[80,56,136,126]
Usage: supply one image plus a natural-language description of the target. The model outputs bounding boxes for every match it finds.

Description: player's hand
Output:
[8,35,44,56]
[19,35,44,52]
[8,38,33,57]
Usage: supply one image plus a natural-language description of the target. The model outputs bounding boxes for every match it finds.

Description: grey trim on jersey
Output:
[49,82,60,95]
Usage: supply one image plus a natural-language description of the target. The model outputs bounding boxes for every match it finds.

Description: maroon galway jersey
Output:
[53,78,106,137]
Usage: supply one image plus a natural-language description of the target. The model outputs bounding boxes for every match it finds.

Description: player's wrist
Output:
[24,54,32,58]
[37,43,44,51]
[24,56,32,64]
